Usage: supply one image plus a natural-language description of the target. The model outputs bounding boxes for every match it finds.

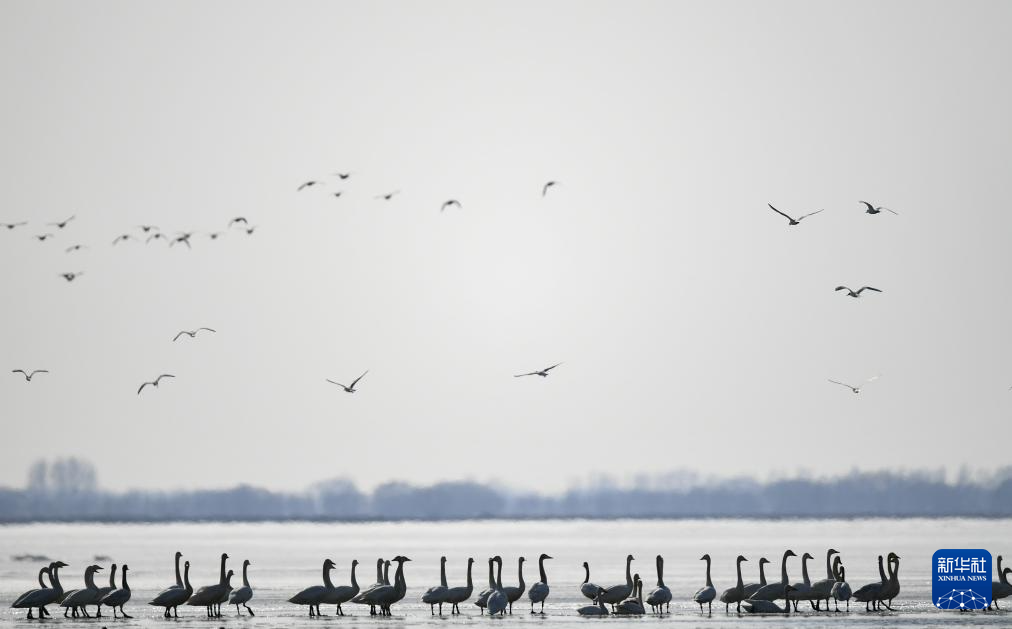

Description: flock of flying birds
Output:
[12,174,972,397]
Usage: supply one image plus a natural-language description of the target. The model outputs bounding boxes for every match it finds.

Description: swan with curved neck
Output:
[502,556,526,613]
[831,558,852,612]
[750,550,796,601]
[878,553,900,609]
[692,554,716,613]
[149,560,191,617]
[94,563,117,618]
[324,559,359,616]
[788,552,815,610]
[62,564,103,618]
[100,564,132,619]
[646,554,672,613]
[580,561,601,601]
[228,559,254,616]
[852,555,887,611]
[369,555,411,615]
[599,554,635,608]
[719,555,748,612]
[528,553,553,614]
[188,553,229,618]
[352,558,386,613]
[12,563,62,619]
[445,557,474,615]
[811,549,840,610]
[288,558,335,617]
[742,557,770,598]
[486,556,509,615]
[422,556,450,615]
[475,557,496,613]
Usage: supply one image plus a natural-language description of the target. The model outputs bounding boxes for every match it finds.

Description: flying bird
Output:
[208,232,223,240]
[333,172,352,180]
[327,371,368,393]
[297,180,318,191]
[137,225,159,232]
[146,233,168,244]
[138,374,175,395]
[170,234,192,248]
[1,222,27,230]
[515,363,563,378]
[859,201,898,215]
[48,215,75,229]
[828,375,880,394]
[173,327,216,342]
[835,286,882,298]
[65,244,87,253]
[376,191,400,201]
[60,272,83,282]
[228,217,248,227]
[112,234,136,245]
[441,200,462,212]
[542,181,558,197]
[35,233,55,241]
[12,369,48,382]
[768,203,824,225]
[244,226,257,235]
[332,191,344,198]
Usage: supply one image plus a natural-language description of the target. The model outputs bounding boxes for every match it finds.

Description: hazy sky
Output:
[2,0,1011,493]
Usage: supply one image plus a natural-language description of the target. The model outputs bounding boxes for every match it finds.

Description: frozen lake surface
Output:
[1,518,1009,628]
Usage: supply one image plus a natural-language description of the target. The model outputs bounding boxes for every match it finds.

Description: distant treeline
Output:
[2,459,1012,522]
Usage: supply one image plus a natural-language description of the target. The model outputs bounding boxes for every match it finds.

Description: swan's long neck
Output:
[350,562,358,588]
[440,558,447,588]
[109,564,117,588]
[801,556,811,585]
[121,567,130,591]
[998,557,1005,584]
[539,557,548,585]
[487,559,495,589]
[85,568,99,591]
[825,551,835,580]
[625,557,633,587]
[174,553,182,588]
[583,564,590,585]
[465,560,473,590]
[37,568,48,589]
[517,559,525,590]
[218,555,228,586]
[780,554,790,585]
[888,557,899,585]
[394,560,407,595]
[242,562,250,588]
[656,556,665,587]
[323,563,334,589]
[496,558,503,590]
[383,561,390,585]
[877,556,886,583]
[759,561,767,586]
[375,559,384,584]
[183,563,192,594]
[735,558,744,591]
[705,557,713,588]
[51,565,63,596]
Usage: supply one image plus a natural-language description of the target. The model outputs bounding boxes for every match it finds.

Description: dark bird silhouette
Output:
[298,181,319,191]
[828,375,879,394]
[441,200,462,212]
[60,272,83,282]
[375,191,400,201]
[170,234,192,249]
[327,371,368,393]
[65,244,87,253]
[208,232,223,240]
[146,233,169,244]
[768,203,824,225]
[228,217,248,228]
[137,225,159,233]
[515,363,563,378]
[112,234,136,245]
[859,201,898,215]
[332,191,344,198]
[835,286,882,298]
[138,374,175,395]
[48,216,75,229]
[35,233,55,241]
[1,222,27,230]
[542,181,558,197]
[12,369,48,382]
[244,226,257,235]
[173,328,216,342]
[334,172,352,180]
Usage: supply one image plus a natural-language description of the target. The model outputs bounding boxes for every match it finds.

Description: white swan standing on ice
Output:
[692,554,716,613]
[228,559,254,616]
[149,560,192,617]
[422,556,450,615]
[323,559,359,616]
[750,550,796,601]
[486,556,509,616]
[831,557,852,612]
[444,558,474,615]
[599,554,635,610]
[100,564,132,619]
[646,555,672,613]
[289,558,335,616]
[742,557,769,598]
[719,555,748,612]
[502,556,526,613]
[580,562,601,601]
[527,553,552,614]
[810,549,840,610]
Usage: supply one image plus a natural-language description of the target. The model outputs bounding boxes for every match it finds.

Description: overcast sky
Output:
[2,0,1011,493]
